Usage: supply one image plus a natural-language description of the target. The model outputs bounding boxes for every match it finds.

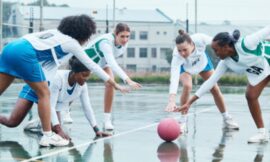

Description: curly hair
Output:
[58,14,96,43]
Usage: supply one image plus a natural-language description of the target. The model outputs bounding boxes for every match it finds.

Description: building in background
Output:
[5,4,265,73]
[9,5,176,72]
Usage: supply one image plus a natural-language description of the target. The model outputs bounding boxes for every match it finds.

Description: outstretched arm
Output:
[173,61,227,112]
[49,76,70,139]
[165,48,184,112]
[80,84,111,137]
[101,42,141,90]
[62,40,129,93]
[244,25,270,50]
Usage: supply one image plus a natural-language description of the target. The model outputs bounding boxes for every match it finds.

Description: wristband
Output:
[93,126,100,133]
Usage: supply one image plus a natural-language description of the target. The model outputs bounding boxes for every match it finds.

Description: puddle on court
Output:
[0,83,270,162]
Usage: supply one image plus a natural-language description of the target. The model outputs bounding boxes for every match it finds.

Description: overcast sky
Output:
[8,0,270,25]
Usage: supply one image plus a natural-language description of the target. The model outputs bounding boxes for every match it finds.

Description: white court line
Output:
[22,108,213,162]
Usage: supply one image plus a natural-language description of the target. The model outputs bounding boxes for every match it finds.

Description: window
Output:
[139,31,148,40]
[156,31,160,35]
[163,31,167,35]
[126,64,137,72]
[152,65,157,72]
[139,48,148,58]
[127,48,135,58]
[160,48,172,59]
[130,31,136,40]
[151,48,157,58]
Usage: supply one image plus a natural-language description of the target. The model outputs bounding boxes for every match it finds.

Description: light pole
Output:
[106,4,109,33]
[0,0,2,50]
[194,0,198,85]
[39,0,44,31]
[194,0,197,33]
[185,0,189,33]
[112,0,115,28]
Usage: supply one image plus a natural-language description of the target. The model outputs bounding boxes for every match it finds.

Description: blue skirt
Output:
[0,39,46,82]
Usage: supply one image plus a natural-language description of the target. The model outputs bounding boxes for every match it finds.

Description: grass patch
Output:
[88,72,248,86]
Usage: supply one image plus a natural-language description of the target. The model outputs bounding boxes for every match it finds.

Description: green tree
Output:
[27,0,69,7]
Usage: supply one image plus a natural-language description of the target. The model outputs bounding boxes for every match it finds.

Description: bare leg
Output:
[0,98,33,127]
[0,73,15,95]
[103,67,115,113]
[200,70,226,113]
[57,111,61,125]
[179,72,192,106]
[26,81,51,132]
[245,76,270,128]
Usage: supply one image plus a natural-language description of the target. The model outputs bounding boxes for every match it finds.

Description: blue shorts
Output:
[180,52,214,74]
[19,84,38,103]
[0,39,46,82]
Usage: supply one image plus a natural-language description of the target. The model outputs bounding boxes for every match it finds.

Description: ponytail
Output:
[115,23,130,35]
[231,29,240,43]
[213,29,241,47]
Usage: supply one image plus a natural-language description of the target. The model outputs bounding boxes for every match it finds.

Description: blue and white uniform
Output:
[196,26,270,97]
[21,70,98,127]
[169,33,213,94]
[0,29,109,82]
[48,70,97,127]
[84,33,129,81]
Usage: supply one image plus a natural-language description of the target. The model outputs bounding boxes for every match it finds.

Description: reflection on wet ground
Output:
[0,83,270,162]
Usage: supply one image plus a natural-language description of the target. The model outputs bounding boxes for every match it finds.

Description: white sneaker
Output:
[104,120,114,130]
[24,119,42,132]
[248,132,269,143]
[223,117,239,130]
[39,133,69,147]
[180,122,187,133]
[63,112,73,124]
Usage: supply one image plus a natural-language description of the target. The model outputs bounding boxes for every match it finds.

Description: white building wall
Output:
[10,5,176,72]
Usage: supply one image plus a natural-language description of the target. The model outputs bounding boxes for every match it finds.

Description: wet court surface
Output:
[0,83,270,162]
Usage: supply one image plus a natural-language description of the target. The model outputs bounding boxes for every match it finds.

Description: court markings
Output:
[22,108,213,162]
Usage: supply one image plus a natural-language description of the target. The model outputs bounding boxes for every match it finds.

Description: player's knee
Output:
[36,88,50,99]
[210,85,220,93]
[105,82,114,89]
[6,121,20,128]
[245,92,258,101]
[183,83,192,92]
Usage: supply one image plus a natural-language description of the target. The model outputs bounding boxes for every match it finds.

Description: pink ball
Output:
[157,118,181,142]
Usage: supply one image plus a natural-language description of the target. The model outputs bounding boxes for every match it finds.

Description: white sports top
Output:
[169,33,212,94]
[50,70,97,127]
[23,29,109,82]
[84,33,129,81]
[196,25,270,97]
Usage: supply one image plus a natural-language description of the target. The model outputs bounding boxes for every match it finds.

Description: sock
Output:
[43,131,53,137]
[258,128,266,134]
[222,112,231,120]
[104,113,111,122]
